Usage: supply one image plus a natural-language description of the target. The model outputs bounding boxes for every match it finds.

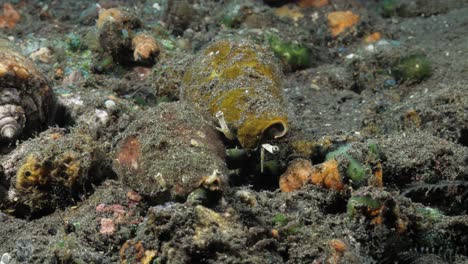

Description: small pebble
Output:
[104,100,117,112]
[235,190,257,207]
[95,109,110,126]
[1,253,12,264]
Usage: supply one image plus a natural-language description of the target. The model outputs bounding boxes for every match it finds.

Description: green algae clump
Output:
[392,54,431,83]
[346,156,369,186]
[379,0,400,17]
[326,144,371,187]
[268,34,312,70]
[182,39,289,149]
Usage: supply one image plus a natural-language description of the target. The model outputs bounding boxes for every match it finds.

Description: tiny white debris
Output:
[95,109,110,127]
[365,44,375,52]
[262,144,279,154]
[7,189,16,201]
[1,253,12,264]
[152,3,161,10]
[59,95,84,107]
[445,51,450,56]
[7,36,14,41]
[310,12,319,22]
[324,123,331,126]
[345,53,357,59]
[29,47,52,63]
[376,40,389,48]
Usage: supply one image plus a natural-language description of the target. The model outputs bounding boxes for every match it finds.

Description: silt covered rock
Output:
[0,127,109,218]
[113,102,227,202]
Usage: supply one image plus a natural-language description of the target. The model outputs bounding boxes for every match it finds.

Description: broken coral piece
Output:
[363,32,382,44]
[132,34,160,62]
[0,3,20,29]
[280,158,345,192]
[100,218,115,235]
[279,158,313,192]
[327,11,360,37]
[310,159,344,191]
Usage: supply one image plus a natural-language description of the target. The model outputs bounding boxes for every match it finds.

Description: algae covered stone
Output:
[113,102,227,202]
[182,38,289,149]
[0,127,108,217]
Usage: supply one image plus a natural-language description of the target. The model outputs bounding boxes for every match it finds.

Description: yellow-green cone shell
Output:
[182,39,289,149]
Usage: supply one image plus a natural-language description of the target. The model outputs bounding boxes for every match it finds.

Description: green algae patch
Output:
[325,144,374,188]
[379,0,400,17]
[392,54,431,83]
[346,156,370,186]
[268,34,312,70]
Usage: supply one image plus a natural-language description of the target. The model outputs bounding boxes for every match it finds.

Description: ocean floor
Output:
[0,0,467,263]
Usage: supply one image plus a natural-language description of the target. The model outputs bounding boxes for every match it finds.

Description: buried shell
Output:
[0,38,55,142]
[0,127,108,218]
[113,102,227,202]
[181,38,289,149]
